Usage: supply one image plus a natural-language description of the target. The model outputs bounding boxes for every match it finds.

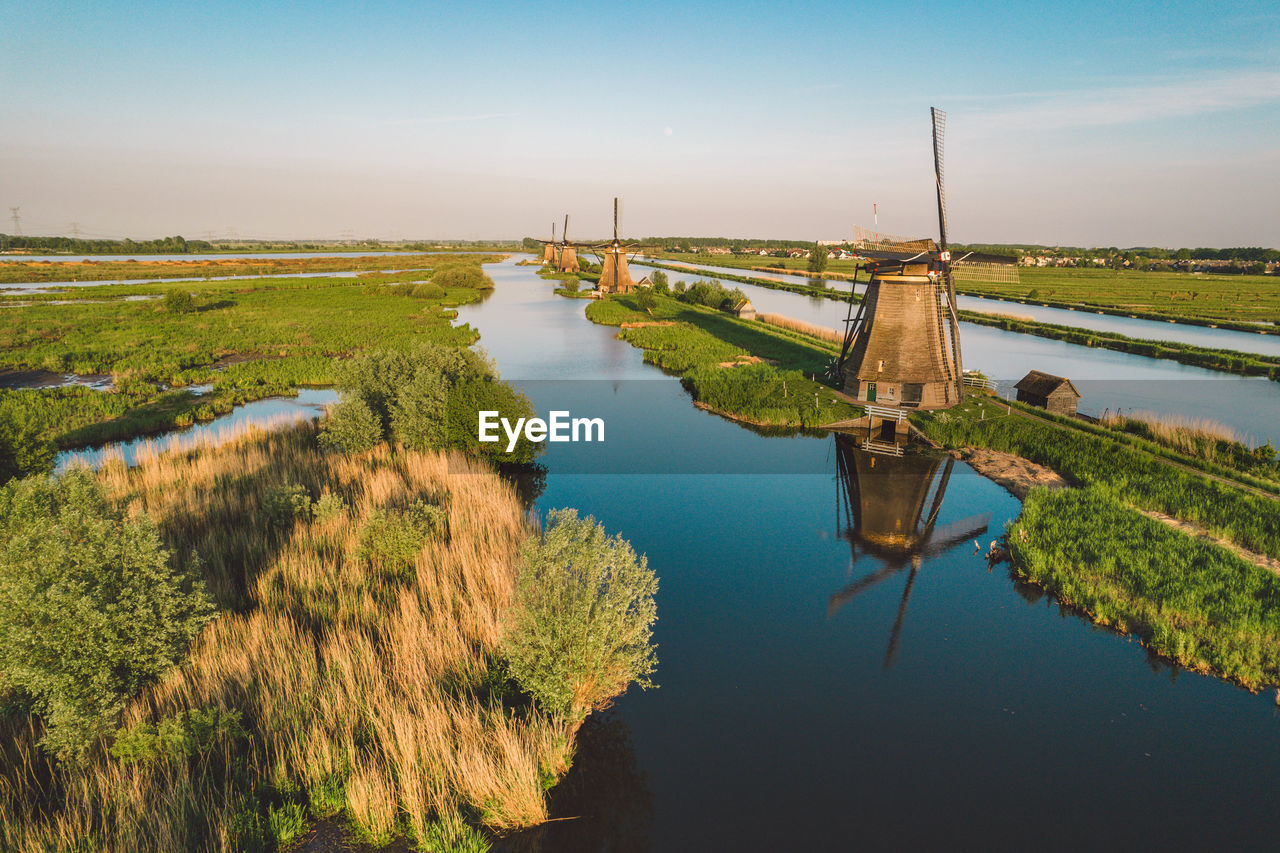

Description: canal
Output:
[457,257,1280,850]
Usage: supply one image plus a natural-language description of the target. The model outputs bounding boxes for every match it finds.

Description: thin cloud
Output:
[382,112,519,126]
[950,70,1280,133]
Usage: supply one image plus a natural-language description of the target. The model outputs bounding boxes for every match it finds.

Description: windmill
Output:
[593,197,640,294]
[829,435,991,668]
[539,221,557,264]
[836,108,1017,410]
[556,214,580,273]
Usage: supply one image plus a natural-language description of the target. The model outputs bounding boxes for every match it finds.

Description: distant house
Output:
[729,299,756,320]
[1015,370,1081,416]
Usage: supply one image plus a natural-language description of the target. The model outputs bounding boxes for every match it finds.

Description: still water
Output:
[459,258,1280,850]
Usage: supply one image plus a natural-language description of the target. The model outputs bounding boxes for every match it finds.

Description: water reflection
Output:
[497,713,652,853]
[831,435,991,667]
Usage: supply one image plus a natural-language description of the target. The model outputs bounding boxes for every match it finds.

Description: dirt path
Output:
[1138,509,1280,576]
[951,447,1069,499]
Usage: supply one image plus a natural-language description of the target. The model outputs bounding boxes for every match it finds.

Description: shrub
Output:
[410,282,446,299]
[313,491,347,522]
[0,400,54,485]
[561,276,579,293]
[432,265,495,290]
[0,469,214,758]
[163,289,197,313]
[110,707,247,765]
[320,395,383,453]
[502,509,658,723]
[651,270,669,293]
[358,499,448,580]
[635,289,657,312]
[263,482,312,528]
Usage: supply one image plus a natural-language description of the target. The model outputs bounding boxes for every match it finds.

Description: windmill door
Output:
[866,382,877,402]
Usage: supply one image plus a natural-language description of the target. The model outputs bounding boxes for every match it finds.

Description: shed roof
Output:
[1015,369,1080,398]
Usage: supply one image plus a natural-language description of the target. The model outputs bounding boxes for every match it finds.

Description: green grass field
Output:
[0,256,497,449]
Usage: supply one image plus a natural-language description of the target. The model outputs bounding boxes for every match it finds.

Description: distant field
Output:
[650,252,863,276]
[964,266,1280,325]
[0,253,463,285]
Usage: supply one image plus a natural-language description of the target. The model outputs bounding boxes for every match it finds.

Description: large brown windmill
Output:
[595,197,640,294]
[555,214,579,273]
[836,108,1017,409]
[829,435,991,668]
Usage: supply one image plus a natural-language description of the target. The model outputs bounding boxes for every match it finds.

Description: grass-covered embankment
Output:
[916,401,1280,688]
[585,292,860,428]
[962,312,1280,379]
[1009,486,1280,688]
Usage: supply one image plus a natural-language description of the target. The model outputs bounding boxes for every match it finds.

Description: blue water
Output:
[464,257,1280,851]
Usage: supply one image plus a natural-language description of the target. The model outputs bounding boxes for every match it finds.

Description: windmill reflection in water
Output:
[831,434,991,668]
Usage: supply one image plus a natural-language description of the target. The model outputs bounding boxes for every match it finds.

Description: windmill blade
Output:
[563,214,570,244]
[883,561,920,669]
[827,561,909,617]
[931,107,948,252]
[919,512,993,557]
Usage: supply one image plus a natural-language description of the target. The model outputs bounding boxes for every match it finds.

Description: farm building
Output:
[729,299,756,320]
[1014,370,1081,416]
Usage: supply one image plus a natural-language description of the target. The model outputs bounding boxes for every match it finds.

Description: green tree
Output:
[502,509,658,723]
[650,270,669,294]
[807,243,829,274]
[0,402,55,485]
[0,469,213,759]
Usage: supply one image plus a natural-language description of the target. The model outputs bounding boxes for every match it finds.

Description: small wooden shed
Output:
[1015,370,1081,416]
[730,299,757,320]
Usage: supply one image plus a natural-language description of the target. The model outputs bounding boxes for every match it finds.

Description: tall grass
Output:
[0,422,571,851]
[755,313,843,345]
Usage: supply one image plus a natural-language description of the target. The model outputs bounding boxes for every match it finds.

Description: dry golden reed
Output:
[0,421,570,852]
[756,312,844,345]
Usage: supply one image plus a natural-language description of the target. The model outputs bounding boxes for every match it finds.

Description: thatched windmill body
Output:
[836,108,1017,410]
[555,214,579,273]
[595,197,640,294]
[829,435,991,667]
[539,221,557,264]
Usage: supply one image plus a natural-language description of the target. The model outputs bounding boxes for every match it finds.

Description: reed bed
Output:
[0,421,569,851]
[755,313,843,345]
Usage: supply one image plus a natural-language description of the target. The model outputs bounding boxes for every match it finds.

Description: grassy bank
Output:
[584,292,860,428]
[962,312,1280,379]
[914,400,1280,687]
[1009,486,1280,688]
[0,257,496,455]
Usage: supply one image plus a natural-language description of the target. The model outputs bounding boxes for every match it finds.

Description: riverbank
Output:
[583,292,860,428]
[915,400,1280,689]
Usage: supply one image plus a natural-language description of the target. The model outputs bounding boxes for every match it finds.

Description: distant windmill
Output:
[556,214,579,273]
[837,108,1018,409]
[539,221,557,264]
[593,197,640,294]
[829,435,991,668]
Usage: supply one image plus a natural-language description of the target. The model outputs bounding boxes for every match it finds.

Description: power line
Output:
[8,207,20,236]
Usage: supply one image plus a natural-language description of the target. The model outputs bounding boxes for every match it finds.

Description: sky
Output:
[2,0,1278,247]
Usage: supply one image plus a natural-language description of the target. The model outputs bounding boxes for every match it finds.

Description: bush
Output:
[0,400,55,485]
[313,491,347,522]
[163,289,197,313]
[320,395,383,453]
[432,265,495,290]
[502,509,658,723]
[561,276,579,293]
[0,469,214,758]
[110,707,247,765]
[358,499,448,580]
[650,270,669,293]
[410,282,446,299]
[263,482,312,529]
[635,288,657,312]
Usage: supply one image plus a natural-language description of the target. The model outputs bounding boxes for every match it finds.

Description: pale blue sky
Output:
[2,0,1277,246]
